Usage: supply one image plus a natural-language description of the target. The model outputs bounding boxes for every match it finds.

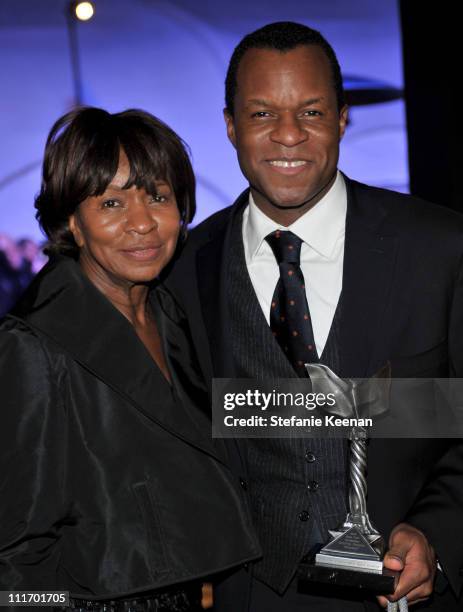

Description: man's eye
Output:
[303,110,322,117]
[252,111,271,118]
[102,199,120,208]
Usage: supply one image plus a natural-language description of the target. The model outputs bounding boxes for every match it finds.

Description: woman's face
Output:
[69,150,180,289]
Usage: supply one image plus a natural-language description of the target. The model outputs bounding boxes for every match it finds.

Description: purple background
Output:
[0,0,406,241]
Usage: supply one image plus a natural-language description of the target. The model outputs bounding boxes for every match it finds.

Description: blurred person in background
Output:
[0,235,46,317]
[17,237,47,275]
[0,107,259,611]
[0,233,24,316]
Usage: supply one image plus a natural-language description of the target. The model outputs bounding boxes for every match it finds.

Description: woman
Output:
[0,108,259,610]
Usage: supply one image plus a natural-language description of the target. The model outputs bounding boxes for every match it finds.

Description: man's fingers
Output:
[377,575,433,609]
[389,562,433,601]
[377,593,430,609]
[393,572,434,604]
[383,550,405,571]
[377,524,437,607]
[389,556,434,603]
[376,594,389,608]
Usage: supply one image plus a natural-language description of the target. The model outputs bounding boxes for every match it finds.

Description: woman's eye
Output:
[151,194,167,203]
[101,199,120,209]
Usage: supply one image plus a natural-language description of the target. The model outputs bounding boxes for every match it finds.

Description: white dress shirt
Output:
[242,171,347,357]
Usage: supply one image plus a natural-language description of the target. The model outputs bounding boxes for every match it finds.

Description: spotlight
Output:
[66,1,96,106]
[74,1,94,21]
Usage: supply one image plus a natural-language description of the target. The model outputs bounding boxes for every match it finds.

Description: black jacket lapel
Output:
[196,179,398,380]
[196,190,250,378]
[339,177,398,377]
[12,257,223,463]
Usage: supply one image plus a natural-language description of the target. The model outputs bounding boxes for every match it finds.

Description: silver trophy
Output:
[298,363,399,594]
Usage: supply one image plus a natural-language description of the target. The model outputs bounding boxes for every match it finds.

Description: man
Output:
[165,22,463,611]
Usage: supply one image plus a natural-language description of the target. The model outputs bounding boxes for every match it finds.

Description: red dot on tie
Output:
[298,360,304,366]
[273,332,278,337]
[289,300,295,306]
[304,314,309,320]
[308,344,313,350]
[280,316,285,322]
[292,331,298,336]
[302,285,305,289]
[271,301,276,308]
[288,270,294,276]
[275,230,281,238]
[288,245,294,250]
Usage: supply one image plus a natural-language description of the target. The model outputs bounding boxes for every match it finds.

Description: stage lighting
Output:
[74,1,94,21]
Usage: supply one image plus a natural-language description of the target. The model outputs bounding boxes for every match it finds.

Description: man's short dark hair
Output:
[35,107,196,258]
[225,21,345,116]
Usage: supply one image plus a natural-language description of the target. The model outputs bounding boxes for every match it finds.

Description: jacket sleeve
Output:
[0,322,67,591]
[404,254,463,598]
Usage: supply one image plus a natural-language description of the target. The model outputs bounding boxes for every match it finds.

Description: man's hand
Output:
[377,523,436,608]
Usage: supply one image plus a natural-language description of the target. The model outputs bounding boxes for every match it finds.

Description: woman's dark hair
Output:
[225,21,345,116]
[35,107,196,257]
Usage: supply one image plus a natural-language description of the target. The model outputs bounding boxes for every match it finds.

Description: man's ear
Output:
[339,104,349,140]
[223,108,237,149]
[68,213,84,248]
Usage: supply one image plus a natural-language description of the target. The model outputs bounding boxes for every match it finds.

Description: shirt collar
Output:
[244,171,347,260]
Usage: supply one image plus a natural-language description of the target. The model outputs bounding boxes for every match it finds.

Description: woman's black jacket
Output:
[0,257,260,599]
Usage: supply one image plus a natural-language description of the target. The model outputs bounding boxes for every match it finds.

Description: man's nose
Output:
[126,202,157,234]
[270,113,308,147]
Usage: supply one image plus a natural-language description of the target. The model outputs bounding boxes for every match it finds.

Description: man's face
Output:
[225,45,348,224]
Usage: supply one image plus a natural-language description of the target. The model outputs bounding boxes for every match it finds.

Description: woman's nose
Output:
[126,202,157,234]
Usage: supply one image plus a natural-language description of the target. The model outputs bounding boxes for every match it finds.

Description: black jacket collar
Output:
[195,175,398,378]
[11,256,223,462]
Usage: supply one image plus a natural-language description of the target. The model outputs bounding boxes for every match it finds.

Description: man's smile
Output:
[265,158,312,176]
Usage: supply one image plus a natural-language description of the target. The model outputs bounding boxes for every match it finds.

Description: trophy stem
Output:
[347,437,380,538]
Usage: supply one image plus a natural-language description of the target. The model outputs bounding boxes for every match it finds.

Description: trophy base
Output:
[298,561,399,595]
[315,551,383,572]
[298,527,399,595]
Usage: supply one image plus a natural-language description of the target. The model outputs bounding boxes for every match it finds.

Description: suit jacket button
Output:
[299,510,310,522]
[305,451,316,463]
[239,478,247,491]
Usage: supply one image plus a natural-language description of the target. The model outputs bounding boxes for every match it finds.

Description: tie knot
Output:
[265,230,302,265]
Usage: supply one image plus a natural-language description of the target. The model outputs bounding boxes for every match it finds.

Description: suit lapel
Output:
[12,257,223,463]
[339,177,398,377]
[197,234,230,378]
[196,180,398,380]
[195,193,251,471]
[196,190,250,378]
